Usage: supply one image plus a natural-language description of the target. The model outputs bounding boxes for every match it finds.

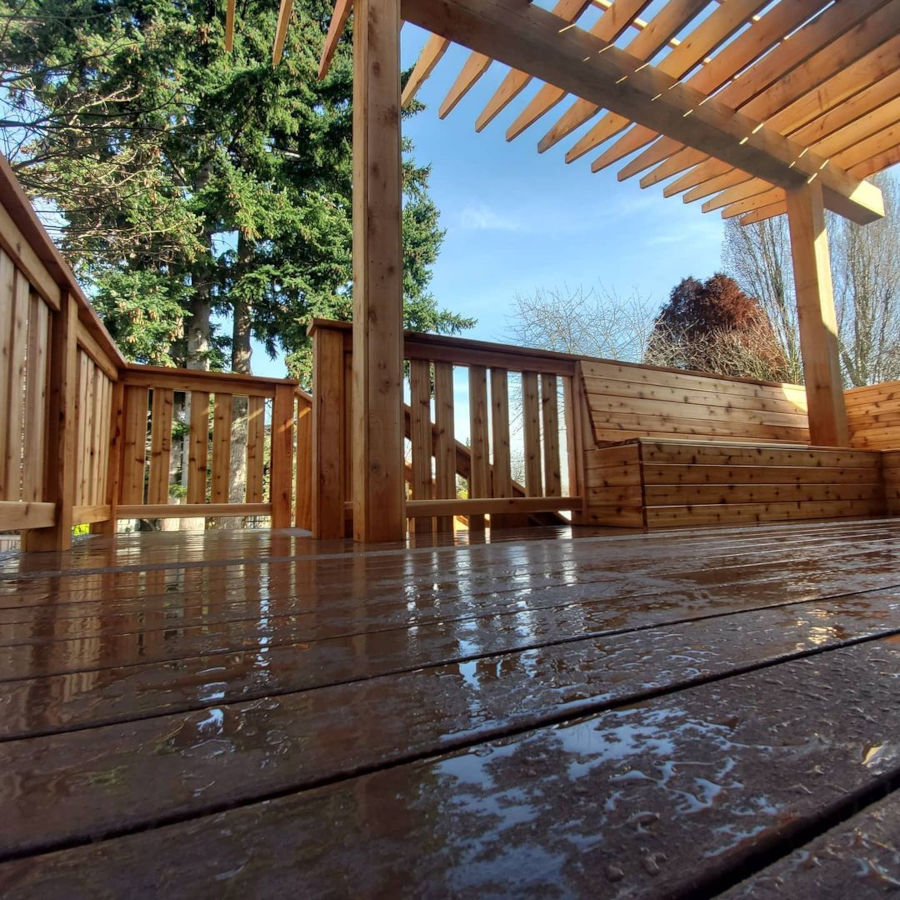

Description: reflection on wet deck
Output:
[2,519,900,896]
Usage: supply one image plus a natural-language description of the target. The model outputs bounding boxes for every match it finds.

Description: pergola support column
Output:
[786,181,849,448]
[351,0,405,541]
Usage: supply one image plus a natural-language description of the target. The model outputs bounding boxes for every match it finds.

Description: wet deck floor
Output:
[1,519,900,897]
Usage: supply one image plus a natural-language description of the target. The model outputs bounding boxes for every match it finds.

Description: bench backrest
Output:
[845,382,900,450]
[579,359,810,446]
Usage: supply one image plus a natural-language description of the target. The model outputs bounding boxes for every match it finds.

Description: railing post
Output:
[23,290,78,551]
[94,378,124,536]
[270,384,294,529]
[311,322,347,539]
[566,364,590,525]
[295,393,312,530]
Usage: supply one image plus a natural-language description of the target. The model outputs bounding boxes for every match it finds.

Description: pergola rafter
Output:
[395,0,884,223]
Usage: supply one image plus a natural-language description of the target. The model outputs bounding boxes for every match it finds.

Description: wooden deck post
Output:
[270,384,295,529]
[786,181,849,447]
[94,378,124,536]
[23,290,78,551]
[295,394,312,531]
[311,323,347,539]
[351,0,405,542]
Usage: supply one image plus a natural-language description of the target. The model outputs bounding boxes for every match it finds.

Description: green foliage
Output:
[91,270,188,366]
[1,0,473,378]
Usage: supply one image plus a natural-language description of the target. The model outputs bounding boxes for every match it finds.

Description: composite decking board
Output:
[2,536,898,649]
[4,585,894,742]
[0,515,887,586]
[2,540,899,682]
[4,638,900,897]
[3,520,899,610]
[0,513,886,576]
[4,595,900,857]
[0,518,893,604]
[2,564,899,732]
[721,789,900,898]
[1,523,893,618]
[0,529,898,656]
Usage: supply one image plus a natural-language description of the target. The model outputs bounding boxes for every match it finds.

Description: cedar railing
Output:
[4,139,900,550]
[0,156,312,549]
[845,382,900,450]
[113,366,311,529]
[0,156,129,549]
[310,319,584,538]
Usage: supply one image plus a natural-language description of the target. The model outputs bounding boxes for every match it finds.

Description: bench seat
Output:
[584,437,887,529]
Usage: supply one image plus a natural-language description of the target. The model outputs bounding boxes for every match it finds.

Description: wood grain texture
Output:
[845,382,900,449]
[582,357,811,444]
[400,0,883,223]
[21,295,48,504]
[786,181,849,446]
[119,386,149,507]
[468,365,489,532]
[587,436,887,531]
[187,391,210,506]
[3,265,28,500]
[211,393,233,505]
[490,368,512,498]
[522,372,542,498]
[147,388,174,505]
[22,291,79,549]
[245,395,266,504]
[351,0,405,541]
[294,397,312,530]
[311,325,346,539]
[541,374,561,497]
[270,385,294,529]
[117,503,271,519]
[433,361,456,533]
[409,359,434,536]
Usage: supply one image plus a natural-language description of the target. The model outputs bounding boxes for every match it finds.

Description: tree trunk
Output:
[226,236,253,527]
[185,288,211,372]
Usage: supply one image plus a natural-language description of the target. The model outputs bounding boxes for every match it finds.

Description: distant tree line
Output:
[724,171,900,387]
[508,170,900,387]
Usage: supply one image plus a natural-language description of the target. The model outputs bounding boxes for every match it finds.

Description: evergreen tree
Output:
[0,0,473,377]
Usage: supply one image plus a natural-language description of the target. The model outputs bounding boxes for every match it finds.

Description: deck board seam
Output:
[3,574,900,685]
[3,538,895,642]
[5,625,900,864]
[1,518,894,580]
[4,582,900,742]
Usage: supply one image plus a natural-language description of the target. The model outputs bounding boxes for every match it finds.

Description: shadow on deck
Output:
[2,518,900,897]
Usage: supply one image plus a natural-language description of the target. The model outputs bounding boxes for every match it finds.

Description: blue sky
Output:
[398,25,725,342]
[254,18,727,377]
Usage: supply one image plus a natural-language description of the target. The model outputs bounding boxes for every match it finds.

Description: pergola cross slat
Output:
[541,0,769,156]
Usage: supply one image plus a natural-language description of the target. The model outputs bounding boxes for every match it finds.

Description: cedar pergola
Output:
[260,0,899,542]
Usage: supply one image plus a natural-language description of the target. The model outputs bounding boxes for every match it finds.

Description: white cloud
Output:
[645,217,722,247]
[458,203,522,232]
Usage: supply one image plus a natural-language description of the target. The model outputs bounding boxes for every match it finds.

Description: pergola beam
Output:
[318,0,353,78]
[601,0,891,192]
[400,0,884,224]
[592,0,827,177]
